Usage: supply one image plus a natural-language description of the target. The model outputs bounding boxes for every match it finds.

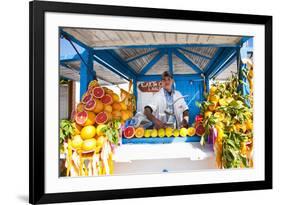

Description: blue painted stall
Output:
[59,28,253,144]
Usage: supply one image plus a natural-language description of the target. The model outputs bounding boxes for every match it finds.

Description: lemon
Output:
[158,128,165,138]
[71,135,83,150]
[151,129,158,137]
[144,129,152,138]
[209,86,217,95]
[179,128,188,137]
[80,125,96,140]
[165,127,173,137]
[96,124,107,136]
[214,112,225,121]
[209,95,220,103]
[82,138,97,151]
[96,136,106,148]
[173,129,180,137]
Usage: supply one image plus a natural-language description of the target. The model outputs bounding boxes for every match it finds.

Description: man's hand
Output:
[181,119,189,128]
[153,118,167,129]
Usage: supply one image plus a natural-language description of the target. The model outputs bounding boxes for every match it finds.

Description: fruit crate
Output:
[122,136,201,144]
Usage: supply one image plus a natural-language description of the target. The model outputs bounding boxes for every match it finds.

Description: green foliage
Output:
[101,120,121,145]
[60,119,74,144]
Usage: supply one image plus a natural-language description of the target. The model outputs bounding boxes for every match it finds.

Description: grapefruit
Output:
[81,93,92,104]
[135,127,145,138]
[84,100,96,111]
[96,111,109,124]
[92,99,104,113]
[75,111,88,125]
[80,125,96,140]
[195,123,205,136]
[123,126,135,139]
[83,112,96,126]
[91,87,105,99]
[82,138,97,152]
[101,94,113,105]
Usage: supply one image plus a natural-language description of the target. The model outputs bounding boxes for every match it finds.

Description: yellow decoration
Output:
[151,129,158,137]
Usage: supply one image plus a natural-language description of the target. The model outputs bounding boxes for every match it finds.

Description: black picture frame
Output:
[29,1,272,204]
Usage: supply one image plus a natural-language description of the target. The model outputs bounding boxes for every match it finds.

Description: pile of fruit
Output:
[60,80,134,176]
[198,71,253,169]
[123,126,200,139]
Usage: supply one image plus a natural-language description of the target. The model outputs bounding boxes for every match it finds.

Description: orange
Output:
[80,125,96,140]
[208,103,217,111]
[112,102,122,111]
[72,122,82,135]
[121,110,131,121]
[112,110,121,120]
[120,101,127,111]
[111,93,120,102]
[135,127,145,138]
[83,111,96,126]
[204,111,212,118]
[93,99,104,113]
[186,127,196,136]
[104,105,112,113]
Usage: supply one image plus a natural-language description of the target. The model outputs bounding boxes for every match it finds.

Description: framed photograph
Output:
[29,1,272,204]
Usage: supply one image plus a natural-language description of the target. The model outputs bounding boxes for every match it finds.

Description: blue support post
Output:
[173,49,203,74]
[80,49,95,99]
[133,78,138,111]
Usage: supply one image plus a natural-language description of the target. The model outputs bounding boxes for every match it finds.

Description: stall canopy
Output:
[59,28,251,122]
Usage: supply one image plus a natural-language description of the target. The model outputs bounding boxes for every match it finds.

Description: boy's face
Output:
[162,76,173,91]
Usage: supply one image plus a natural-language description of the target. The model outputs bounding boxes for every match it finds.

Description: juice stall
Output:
[59,28,253,176]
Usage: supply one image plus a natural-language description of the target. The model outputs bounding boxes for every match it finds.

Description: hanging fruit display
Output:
[197,69,253,169]
[60,79,136,177]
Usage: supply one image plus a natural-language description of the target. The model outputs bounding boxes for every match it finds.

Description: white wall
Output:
[0,0,280,204]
